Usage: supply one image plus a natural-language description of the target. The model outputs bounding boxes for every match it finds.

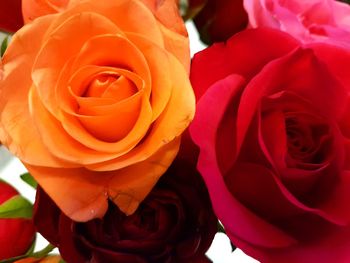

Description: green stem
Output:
[31,244,56,258]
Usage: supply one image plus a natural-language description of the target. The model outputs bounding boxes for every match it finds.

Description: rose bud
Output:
[0,0,23,33]
[34,157,217,263]
[0,180,35,260]
[190,0,248,44]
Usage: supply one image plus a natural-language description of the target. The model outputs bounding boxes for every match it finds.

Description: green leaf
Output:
[1,36,8,57]
[59,260,66,263]
[0,195,33,219]
[20,173,38,189]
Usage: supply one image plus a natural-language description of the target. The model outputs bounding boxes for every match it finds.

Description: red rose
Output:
[34,157,217,263]
[190,0,248,44]
[0,0,23,32]
[190,28,350,262]
[0,181,35,260]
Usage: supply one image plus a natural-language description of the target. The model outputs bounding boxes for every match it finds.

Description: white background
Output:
[0,21,259,262]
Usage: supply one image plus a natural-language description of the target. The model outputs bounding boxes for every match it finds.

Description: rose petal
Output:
[190,28,300,100]
[22,0,69,23]
[26,137,180,221]
[0,0,23,32]
[86,41,195,171]
[32,12,124,117]
[236,47,347,157]
[0,15,76,168]
[190,74,297,248]
[125,32,173,121]
[231,219,350,263]
[141,0,190,70]
[66,0,164,47]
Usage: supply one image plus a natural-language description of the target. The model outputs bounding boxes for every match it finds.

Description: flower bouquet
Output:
[1,0,350,262]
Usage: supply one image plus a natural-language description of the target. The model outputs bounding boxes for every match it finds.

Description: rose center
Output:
[286,117,312,154]
[284,115,330,164]
[84,73,137,101]
[128,205,157,232]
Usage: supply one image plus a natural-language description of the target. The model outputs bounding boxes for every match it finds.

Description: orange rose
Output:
[14,255,61,263]
[22,0,69,23]
[21,0,189,68]
[0,0,194,221]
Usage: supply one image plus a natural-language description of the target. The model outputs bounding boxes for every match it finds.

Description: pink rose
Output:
[190,28,350,263]
[244,0,350,47]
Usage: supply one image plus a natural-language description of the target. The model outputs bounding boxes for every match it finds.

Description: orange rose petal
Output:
[15,255,62,263]
[141,0,190,70]
[0,58,3,80]
[65,67,139,102]
[78,92,142,116]
[24,163,110,222]
[22,0,69,23]
[29,88,128,164]
[108,137,181,215]
[66,66,144,111]
[25,138,180,221]
[69,34,151,92]
[0,16,76,168]
[30,85,153,164]
[53,34,151,125]
[39,256,62,263]
[77,93,142,142]
[32,12,123,117]
[69,66,143,95]
[63,66,120,111]
[76,97,116,109]
[159,23,191,72]
[56,62,154,154]
[80,74,137,101]
[124,32,172,121]
[141,0,186,35]
[102,76,136,100]
[86,45,195,171]
[66,0,164,48]
[60,95,152,154]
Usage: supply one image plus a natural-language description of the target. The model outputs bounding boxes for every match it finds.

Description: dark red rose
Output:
[0,0,24,33]
[189,0,248,44]
[0,181,35,260]
[34,157,217,263]
[190,28,350,263]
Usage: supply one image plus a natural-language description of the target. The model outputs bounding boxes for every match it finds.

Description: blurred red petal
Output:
[0,0,24,33]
